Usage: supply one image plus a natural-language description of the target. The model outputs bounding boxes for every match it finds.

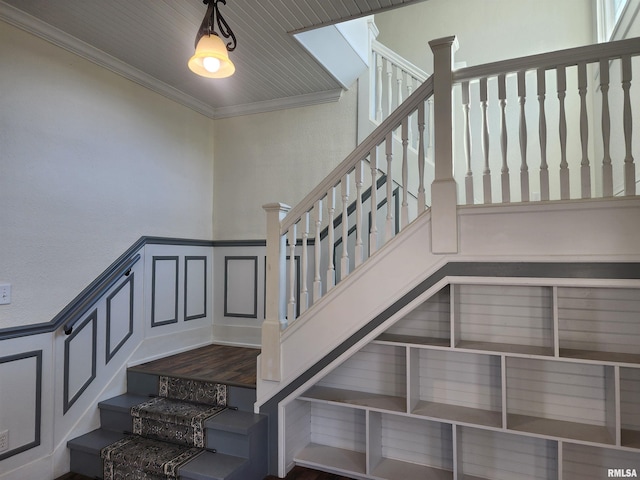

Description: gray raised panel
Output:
[64,310,97,413]
[151,256,179,327]
[106,274,134,363]
[224,256,258,318]
[0,350,42,460]
[185,256,207,321]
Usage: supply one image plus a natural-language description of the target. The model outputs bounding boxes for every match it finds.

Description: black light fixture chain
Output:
[197,0,237,52]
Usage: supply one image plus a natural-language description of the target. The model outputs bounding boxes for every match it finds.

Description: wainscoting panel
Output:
[151,256,179,327]
[185,256,207,321]
[0,350,42,461]
[63,311,97,413]
[106,274,134,363]
[224,256,258,318]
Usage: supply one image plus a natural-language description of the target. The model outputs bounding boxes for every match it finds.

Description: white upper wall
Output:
[212,88,358,240]
[0,22,215,329]
[374,0,595,71]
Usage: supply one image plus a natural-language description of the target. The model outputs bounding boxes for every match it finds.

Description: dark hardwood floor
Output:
[57,465,355,480]
[127,343,260,388]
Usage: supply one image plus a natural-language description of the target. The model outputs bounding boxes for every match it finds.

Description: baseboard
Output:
[213,324,261,348]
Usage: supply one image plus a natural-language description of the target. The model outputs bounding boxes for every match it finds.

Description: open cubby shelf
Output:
[300,385,406,412]
[285,282,640,480]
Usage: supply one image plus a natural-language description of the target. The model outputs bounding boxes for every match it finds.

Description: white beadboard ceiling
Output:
[0,0,424,118]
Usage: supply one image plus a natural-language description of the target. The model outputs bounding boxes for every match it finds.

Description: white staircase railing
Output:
[260,35,640,382]
[453,36,640,203]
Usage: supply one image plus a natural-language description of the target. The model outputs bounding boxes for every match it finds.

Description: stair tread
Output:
[179,450,248,480]
[67,429,126,454]
[205,409,266,435]
[98,393,149,412]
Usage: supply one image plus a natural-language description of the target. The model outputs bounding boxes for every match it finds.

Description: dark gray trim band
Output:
[0,237,215,341]
[0,350,42,461]
[64,311,97,414]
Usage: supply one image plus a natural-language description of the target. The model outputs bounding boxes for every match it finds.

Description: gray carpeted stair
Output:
[67,374,267,480]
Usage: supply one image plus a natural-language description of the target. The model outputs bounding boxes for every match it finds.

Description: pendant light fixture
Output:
[188,0,236,78]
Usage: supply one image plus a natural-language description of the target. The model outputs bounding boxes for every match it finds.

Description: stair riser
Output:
[69,450,102,479]
[100,408,133,433]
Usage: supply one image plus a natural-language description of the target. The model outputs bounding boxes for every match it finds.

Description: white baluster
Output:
[326,187,336,289]
[386,58,393,119]
[340,174,350,280]
[406,75,414,146]
[578,62,591,199]
[462,81,473,204]
[300,212,309,314]
[538,68,550,201]
[369,147,379,254]
[498,74,510,203]
[417,101,427,212]
[518,71,529,202]
[376,53,383,122]
[600,59,613,197]
[313,199,322,302]
[480,77,492,204]
[287,225,297,322]
[622,55,635,195]
[354,160,364,267]
[401,117,409,229]
[396,66,403,113]
[427,97,435,164]
[385,132,394,242]
[557,66,570,200]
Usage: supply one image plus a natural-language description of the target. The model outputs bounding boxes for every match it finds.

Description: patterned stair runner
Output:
[101,376,228,480]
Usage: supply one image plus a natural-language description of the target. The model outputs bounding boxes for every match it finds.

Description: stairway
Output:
[67,346,268,480]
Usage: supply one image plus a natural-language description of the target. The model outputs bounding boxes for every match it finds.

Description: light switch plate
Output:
[0,284,11,305]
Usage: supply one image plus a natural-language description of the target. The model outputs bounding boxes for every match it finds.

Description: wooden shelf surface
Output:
[412,400,502,428]
[295,443,366,475]
[300,386,406,412]
[508,414,615,445]
[455,340,554,357]
[559,348,640,365]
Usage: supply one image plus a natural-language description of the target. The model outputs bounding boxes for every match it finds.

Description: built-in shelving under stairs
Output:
[284,280,640,480]
[67,345,267,480]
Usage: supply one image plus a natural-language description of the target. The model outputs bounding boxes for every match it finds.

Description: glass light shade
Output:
[188,34,235,78]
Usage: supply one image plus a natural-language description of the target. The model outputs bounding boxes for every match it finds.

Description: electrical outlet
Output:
[0,284,10,305]
[0,430,8,452]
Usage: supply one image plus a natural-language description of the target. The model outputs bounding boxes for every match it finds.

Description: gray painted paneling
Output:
[0,350,42,460]
[185,256,207,321]
[151,256,179,327]
[310,403,366,453]
[106,275,134,363]
[64,311,97,413]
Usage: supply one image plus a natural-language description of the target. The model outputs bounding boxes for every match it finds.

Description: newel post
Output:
[261,202,291,382]
[429,36,459,254]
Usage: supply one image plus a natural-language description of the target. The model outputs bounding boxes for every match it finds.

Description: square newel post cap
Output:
[262,202,291,213]
[428,35,459,53]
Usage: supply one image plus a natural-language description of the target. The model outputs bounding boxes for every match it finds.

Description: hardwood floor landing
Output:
[128,343,260,388]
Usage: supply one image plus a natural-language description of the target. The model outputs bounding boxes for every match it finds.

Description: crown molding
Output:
[0,2,344,119]
[212,89,343,118]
